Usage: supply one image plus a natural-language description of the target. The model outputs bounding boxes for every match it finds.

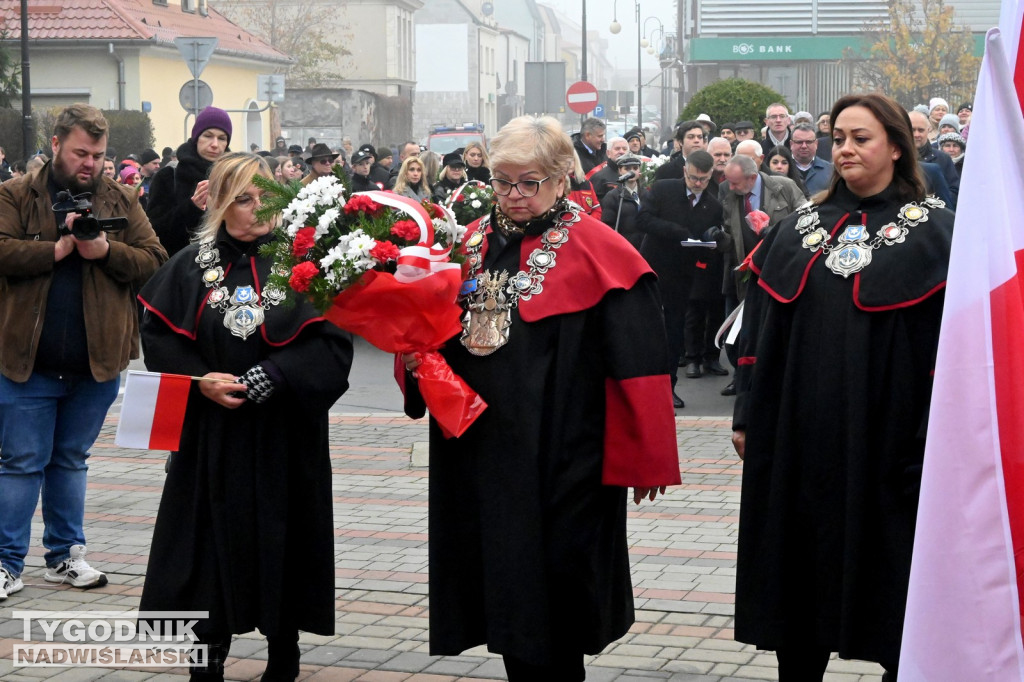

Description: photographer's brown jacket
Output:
[0,162,167,382]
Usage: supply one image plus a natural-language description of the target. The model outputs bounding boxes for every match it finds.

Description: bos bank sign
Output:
[690,36,861,61]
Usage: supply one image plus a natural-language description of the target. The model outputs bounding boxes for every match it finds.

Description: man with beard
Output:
[0,104,167,602]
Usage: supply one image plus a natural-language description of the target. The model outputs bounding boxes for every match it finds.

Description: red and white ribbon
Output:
[354,191,461,282]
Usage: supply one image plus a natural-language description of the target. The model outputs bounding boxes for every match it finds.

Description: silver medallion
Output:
[224,304,265,340]
[826,243,872,278]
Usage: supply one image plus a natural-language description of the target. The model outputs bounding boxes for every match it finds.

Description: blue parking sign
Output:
[594,104,605,118]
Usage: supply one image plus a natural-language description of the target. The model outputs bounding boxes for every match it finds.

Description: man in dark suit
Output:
[637,150,723,409]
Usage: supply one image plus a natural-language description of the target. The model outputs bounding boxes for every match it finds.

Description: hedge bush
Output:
[680,78,790,133]
[0,107,154,163]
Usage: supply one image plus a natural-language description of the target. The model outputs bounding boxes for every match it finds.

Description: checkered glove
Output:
[237,364,276,404]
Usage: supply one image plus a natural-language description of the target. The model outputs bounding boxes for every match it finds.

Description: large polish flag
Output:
[115,371,191,451]
[899,21,1024,682]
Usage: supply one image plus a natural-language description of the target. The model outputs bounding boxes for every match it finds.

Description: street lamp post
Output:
[609,0,643,130]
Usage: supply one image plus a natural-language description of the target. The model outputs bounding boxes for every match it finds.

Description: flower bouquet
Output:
[639,155,669,185]
[444,180,494,227]
[255,170,486,437]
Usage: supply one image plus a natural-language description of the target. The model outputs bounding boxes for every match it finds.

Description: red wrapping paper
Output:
[323,268,487,438]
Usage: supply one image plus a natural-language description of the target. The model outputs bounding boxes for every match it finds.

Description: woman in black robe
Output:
[399,115,681,681]
[138,153,353,682]
[731,94,954,680]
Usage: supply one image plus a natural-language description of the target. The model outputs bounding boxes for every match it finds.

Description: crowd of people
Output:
[0,94,963,681]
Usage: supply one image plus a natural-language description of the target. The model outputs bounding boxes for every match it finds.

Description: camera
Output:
[52,191,128,240]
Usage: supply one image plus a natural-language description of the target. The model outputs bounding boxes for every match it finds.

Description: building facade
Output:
[2,0,290,151]
[679,0,1000,114]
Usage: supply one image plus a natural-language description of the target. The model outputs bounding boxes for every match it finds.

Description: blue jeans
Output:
[0,372,119,576]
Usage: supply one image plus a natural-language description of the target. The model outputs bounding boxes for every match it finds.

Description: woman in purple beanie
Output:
[146,106,232,256]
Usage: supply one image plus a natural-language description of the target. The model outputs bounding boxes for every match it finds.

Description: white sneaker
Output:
[0,565,23,600]
[44,545,107,588]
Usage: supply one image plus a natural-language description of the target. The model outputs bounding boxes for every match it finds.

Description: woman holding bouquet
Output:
[400,115,680,681]
[137,152,354,682]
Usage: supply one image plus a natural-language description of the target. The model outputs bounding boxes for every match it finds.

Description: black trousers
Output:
[684,294,726,365]
[503,653,586,681]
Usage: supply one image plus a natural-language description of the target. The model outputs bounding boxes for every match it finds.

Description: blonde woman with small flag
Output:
[137,152,353,681]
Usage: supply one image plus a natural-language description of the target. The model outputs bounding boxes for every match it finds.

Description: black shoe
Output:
[684,362,702,378]
[720,381,736,396]
[672,392,685,409]
[703,360,729,376]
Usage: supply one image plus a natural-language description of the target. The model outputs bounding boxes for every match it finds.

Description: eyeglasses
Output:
[685,173,712,185]
[314,158,334,165]
[767,114,789,120]
[489,176,551,197]
[233,194,262,209]
[791,139,817,146]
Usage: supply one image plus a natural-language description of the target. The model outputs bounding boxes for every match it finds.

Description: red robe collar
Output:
[463,208,654,322]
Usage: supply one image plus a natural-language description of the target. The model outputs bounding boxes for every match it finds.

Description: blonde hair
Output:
[195,152,273,243]
[489,115,574,186]
[462,141,491,168]
[392,156,425,195]
[420,151,440,189]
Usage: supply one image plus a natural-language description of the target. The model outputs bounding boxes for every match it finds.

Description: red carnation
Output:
[370,240,401,264]
[344,194,384,216]
[289,261,319,292]
[292,227,317,258]
[390,219,422,242]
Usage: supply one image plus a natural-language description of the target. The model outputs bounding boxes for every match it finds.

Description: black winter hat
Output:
[442,152,465,168]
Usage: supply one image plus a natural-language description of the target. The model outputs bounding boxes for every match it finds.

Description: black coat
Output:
[571,133,606,174]
[466,165,491,184]
[137,229,353,638]
[637,179,723,303]
[600,185,645,250]
[733,183,953,667]
[589,163,622,203]
[653,153,685,181]
[350,172,380,192]
[146,140,213,257]
[432,175,464,204]
[917,144,960,209]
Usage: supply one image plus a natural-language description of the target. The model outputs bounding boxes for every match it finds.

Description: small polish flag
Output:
[115,371,192,450]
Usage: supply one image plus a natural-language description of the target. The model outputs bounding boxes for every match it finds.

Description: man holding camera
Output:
[0,103,166,601]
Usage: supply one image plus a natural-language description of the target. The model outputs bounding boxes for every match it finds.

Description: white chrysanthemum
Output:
[347,234,377,257]
[316,207,340,235]
[320,244,348,270]
[470,199,482,209]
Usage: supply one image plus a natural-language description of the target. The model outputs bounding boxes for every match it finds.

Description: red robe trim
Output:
[463,208,653,323]
[603,375,681,487]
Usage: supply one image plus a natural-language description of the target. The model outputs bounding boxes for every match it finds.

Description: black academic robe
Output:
[733,182,953,667]
[399,204,680,666]
[137,228,353,638]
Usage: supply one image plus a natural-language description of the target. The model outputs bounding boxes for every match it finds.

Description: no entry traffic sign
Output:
[566,81,599,115]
